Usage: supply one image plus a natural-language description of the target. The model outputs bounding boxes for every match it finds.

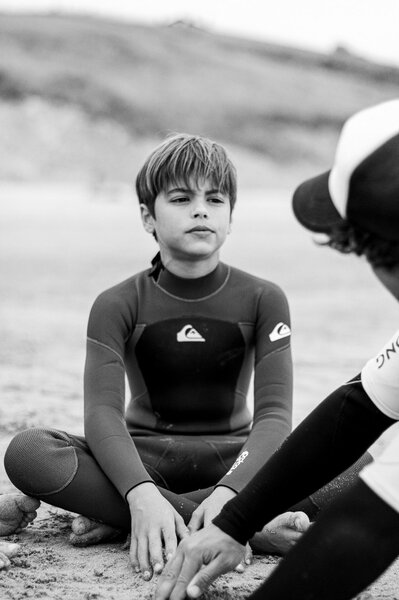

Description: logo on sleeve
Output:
[177,324,206,342]
[226,451,249,475]
[269,322,291,342]
[376,334,399,369]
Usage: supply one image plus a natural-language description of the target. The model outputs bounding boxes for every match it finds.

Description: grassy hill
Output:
[0,12,398,184]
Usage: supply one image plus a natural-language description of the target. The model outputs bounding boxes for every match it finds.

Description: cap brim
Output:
[292,170,344,233]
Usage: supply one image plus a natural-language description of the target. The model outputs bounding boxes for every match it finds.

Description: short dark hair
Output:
[135,133,237,216]
[324,221,399,268]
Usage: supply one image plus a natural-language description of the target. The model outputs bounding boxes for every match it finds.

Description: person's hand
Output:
[155,523,245,600]
[188,486,252,570]
[127,483,188,580]
[188,486,236,532]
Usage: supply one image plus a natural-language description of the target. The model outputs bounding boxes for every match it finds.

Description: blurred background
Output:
[0,0,399,187]
[1,1,399,440]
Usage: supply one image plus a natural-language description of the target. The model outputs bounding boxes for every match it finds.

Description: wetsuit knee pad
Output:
[4,428,78,497]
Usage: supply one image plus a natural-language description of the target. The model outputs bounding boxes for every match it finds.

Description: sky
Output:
[1,0,399,67]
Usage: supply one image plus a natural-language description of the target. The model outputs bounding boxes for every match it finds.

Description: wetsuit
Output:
[84,260,293,496]
[5,261,293,525]
[4,260,370,530]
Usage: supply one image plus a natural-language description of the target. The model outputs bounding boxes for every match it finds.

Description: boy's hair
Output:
[136,133,237,216]
[324,221,399,269]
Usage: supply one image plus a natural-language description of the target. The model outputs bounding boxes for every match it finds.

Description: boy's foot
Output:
[0,542,21,570]
[69,515,123,546]
[250,511,310,555]
[0,493,40,536]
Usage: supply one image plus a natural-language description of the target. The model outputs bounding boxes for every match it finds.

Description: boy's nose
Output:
[191,202,209,218]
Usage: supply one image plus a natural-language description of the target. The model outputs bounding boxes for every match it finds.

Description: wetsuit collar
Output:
[155,261,229,299]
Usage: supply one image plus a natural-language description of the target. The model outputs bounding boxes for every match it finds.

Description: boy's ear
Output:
[228,216,233,234]
[140,204,156,234]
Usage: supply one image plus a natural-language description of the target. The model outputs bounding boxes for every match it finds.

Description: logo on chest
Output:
[177,324,206,342]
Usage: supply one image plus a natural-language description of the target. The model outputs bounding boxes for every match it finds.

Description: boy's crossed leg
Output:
[4,427,368,554]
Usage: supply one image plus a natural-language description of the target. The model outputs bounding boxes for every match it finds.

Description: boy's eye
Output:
[208,197,225,204]
[170,196,189,203]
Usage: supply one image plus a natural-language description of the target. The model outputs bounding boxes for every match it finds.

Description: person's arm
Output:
[84,288,188,578]
[213,375,395,544]
[187,283,292,565]
[218,283,293,493]
[214,328,399,542]
[84,289,152,496]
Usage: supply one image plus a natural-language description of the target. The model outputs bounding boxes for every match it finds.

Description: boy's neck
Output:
[159,252,220,279]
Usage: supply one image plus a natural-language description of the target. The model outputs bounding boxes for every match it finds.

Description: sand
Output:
[0,498,282,600]
[1,496,399,599]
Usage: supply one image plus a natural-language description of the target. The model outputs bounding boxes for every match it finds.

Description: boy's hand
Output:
[155,524,245,600]
[188,486,235,532]
[188,486,252,570]
[126,483,188,580]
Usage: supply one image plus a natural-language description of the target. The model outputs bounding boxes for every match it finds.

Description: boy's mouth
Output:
[187,226,214,233]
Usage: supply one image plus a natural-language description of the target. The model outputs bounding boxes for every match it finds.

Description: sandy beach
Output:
[1,184,399,599]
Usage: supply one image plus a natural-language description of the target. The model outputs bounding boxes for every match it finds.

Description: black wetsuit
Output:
[5,262,294,524]
[4,261,370,529]
[84,261,293,496]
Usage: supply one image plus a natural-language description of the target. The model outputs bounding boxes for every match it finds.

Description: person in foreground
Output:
[155,99,399,600]
[0,493,40,569]
[4,134,368,580]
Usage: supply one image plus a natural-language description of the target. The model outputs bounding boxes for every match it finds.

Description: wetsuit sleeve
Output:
[217,283,293,492]
[84,290,153,499]
[213,376,395,544]
[246,480,399,600]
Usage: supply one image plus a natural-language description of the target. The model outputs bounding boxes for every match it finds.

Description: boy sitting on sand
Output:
[4,133,369,579]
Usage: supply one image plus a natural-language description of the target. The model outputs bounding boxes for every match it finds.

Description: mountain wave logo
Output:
[269,322,291,342]
[177,324,206,342]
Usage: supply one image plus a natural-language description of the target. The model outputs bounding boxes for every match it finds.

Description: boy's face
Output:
[141,178,232,264]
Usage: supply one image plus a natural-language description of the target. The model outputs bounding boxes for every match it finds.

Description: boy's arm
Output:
[84,291,153,498]
[217,284,293,493]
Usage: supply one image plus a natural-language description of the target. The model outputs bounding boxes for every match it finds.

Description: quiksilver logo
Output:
[177,324,205,342]
[269,322,291,342]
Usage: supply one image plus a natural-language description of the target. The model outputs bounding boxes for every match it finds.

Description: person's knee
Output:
[4,428,78,497]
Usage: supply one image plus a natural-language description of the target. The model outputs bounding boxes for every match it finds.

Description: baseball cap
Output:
[293,99,399,241]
